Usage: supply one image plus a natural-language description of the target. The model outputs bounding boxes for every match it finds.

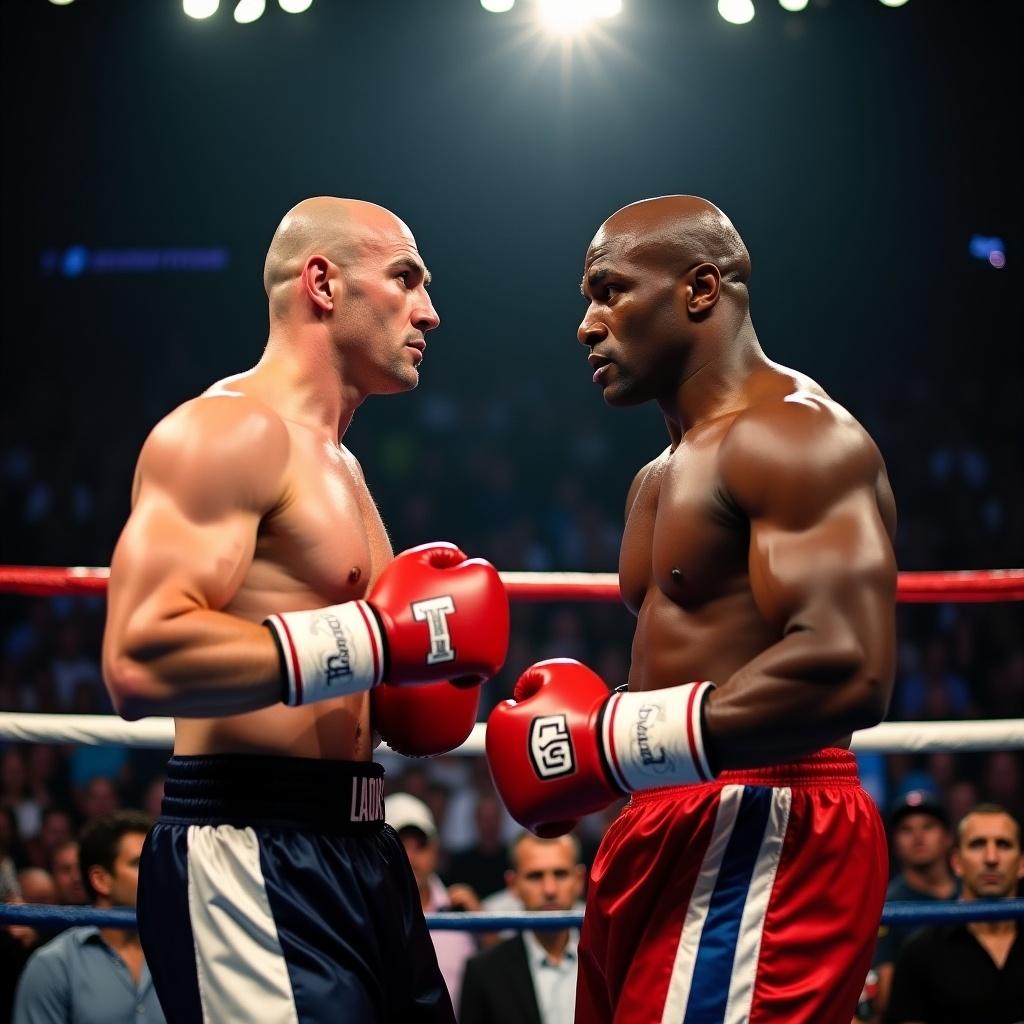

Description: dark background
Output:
[3,0,1020,567]
[0,1,1021,831]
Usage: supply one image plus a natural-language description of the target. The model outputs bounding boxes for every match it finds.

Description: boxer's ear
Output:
[301,253,338,313]
[681,262,721,317]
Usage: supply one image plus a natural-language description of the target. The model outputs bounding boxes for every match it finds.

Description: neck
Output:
[98,923,141,952]
[532,927,570,961]
[660,316,767,435]
[251,327,365,442]
[968,917,1017,940]
[903,862,957,898]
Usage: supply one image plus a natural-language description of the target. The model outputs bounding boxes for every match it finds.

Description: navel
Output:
[671,568,683,584]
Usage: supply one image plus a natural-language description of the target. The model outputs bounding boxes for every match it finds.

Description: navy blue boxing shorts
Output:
[137,754,454,1024]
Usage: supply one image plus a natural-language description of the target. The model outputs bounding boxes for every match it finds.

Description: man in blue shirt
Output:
[13,810,164,1024]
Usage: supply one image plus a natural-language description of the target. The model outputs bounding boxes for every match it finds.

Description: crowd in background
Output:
[0,360,1022,1020]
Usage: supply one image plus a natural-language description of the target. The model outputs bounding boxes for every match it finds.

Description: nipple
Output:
[348,566,362,585]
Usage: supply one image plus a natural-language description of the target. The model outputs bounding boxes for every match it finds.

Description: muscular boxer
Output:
[102,197,509,1024]
[487,196,897,1023]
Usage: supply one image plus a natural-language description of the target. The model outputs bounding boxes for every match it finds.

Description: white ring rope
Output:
[0,713,1020,754]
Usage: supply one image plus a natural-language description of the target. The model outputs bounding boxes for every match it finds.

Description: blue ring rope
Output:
[2,900,1022,932]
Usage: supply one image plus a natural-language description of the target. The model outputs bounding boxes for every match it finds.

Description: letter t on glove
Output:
[265,542,509,706]
[486,659,715,837]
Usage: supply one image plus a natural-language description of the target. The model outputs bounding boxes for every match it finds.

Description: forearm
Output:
[104,609,283,719]
[704,626,889,769]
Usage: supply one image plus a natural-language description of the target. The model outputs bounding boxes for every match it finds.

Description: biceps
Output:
[748,495,896,634]
[108,492,260,627]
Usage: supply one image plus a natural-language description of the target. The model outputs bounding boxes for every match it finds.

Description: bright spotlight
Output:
[779,0,808,11]
[480,0,515,12]
[183,0,220,18]
[879,0,910,6]
[279,0,313,12]
[718,0,755,25]
[48,0,76,6]
[234,0,266,23]
[537,0,620,35]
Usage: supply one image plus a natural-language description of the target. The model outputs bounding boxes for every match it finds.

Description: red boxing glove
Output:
[369,542,508,687]
[486,659,715,838]
[372,680,480,757]
[265,542,509,706]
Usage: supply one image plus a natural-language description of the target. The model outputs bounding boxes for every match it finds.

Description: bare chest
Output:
[619,439,748,615]
[238,434,391,613]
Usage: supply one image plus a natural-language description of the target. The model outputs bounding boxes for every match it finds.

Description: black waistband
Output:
[160,754,385,833]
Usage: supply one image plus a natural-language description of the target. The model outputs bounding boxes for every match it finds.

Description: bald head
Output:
[591,195,751,293]
[263,197,415,309]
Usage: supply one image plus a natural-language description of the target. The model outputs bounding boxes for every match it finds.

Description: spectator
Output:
[13,810,165,1023]
[385,792,479,1011]
[1,805,22,900]
[16,868,56,906]
[447,794,512,899]
[2,747,43,841]
[49,841,86,906]
[26,808,74,872]
[460,832,585,1024]
[886,804,1024,1024]
[872,790,960,1019]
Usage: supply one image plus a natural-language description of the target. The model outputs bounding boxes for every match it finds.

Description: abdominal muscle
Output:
[171,576,376,762]
[630,589,854,754]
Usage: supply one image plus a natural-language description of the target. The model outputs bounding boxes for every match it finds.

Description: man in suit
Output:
[459,832,585,1024]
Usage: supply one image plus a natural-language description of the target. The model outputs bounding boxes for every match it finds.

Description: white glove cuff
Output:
[265,601,385,706]
[601,681,715,792]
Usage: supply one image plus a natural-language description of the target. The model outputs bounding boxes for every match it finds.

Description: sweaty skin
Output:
[102,197,440,759]
[579,195,897,769]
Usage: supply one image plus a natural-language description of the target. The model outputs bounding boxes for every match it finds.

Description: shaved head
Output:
[590,195,751,294]
[263,196,416,309]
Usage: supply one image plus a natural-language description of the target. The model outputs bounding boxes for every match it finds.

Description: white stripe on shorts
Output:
[187,824,299,1024]
[660,784,744,1024]
[723,787,792,1024]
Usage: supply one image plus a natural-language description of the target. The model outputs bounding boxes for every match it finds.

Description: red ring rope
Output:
[0,566,1021,602]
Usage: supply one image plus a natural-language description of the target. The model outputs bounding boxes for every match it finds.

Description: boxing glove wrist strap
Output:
[264,601,387,706]
[599,681,716,792]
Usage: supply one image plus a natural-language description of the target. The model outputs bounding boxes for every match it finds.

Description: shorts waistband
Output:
[160,754,385,833]
[628,748,861,805]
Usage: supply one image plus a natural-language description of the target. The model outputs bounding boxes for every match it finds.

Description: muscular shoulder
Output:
[136,393,291,517]
[625,447,671,519]
[719,392,883,523]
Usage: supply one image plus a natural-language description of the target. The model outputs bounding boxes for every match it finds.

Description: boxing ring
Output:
[1,564,1022,932]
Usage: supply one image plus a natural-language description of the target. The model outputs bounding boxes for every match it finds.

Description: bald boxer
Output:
[487,196,896,1023]
[103,197,509,1024]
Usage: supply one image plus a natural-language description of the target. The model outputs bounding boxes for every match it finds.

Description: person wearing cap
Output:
[886,803,1024,1024]
[385,792,480,1011]
[871,790,960,1020]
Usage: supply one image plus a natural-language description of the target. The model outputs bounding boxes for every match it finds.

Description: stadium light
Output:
[537,0,622,36]
[48,0,76,6]
[879,0,910,6]
[718,0,755,25]
[480,0,516,12]
[779,0,808,11]
[183,0,220,18]
[279,0,313,12]
[234,0,266,23]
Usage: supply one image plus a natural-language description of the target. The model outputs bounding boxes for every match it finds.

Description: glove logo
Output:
[313,612,353,684]
[529,715,576,779]
[632,702,674,775]
[411,596,456,665]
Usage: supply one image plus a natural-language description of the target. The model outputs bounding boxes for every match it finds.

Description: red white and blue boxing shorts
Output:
[576,748,887,1024]
[137,754,454,1024]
